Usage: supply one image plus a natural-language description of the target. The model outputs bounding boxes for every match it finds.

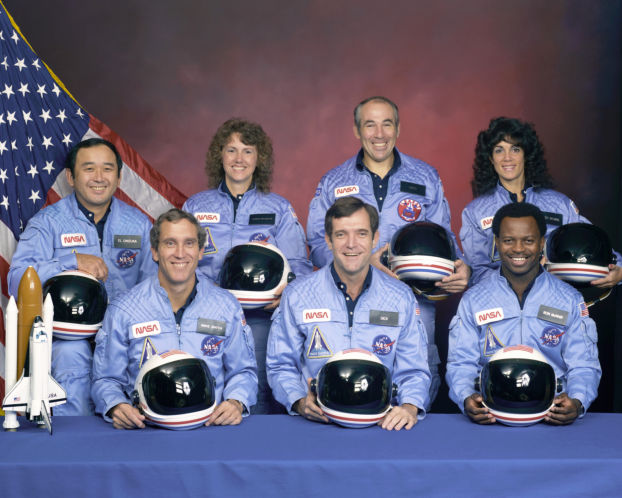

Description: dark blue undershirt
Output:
[221,181,251,221]
[355,149,401,212]
[499,181,530,203]
[76,200,111,251]
[330,263,373,327]
[173,278,198,325]
[501,266,544,309]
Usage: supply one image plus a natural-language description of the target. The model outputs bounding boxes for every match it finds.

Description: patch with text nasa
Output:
[479,216,493,230]
[203,226,217,255]
[115,249,137,269]
[139,338,159,368]
[306,326,332,359]
[61,233,87,247]
[334,185,360,198]
[131,320,161,339]
[195,212,221,224]
[397,198,422,222]
[302,308,331,323]
[201,336,225,357]
[483,325,504,357]
[540,326,565,347]
[372,334,395,355]
[475,307,504,325]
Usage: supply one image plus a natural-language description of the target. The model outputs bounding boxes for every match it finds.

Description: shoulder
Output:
[196,273,242,309]
[318,156,359,185]
[397,152,441,181]
[250,190,294,211]
[184,189,221,210]
[107,277,154,316]
[110,198,151,228]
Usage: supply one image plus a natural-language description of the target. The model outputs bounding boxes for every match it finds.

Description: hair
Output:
[205,118,273,193]
[471,117,554,197]
[353,96,399,130]
[150,208,207,249]
[65,138,122,176]
[491,202,547,238]
[324,197,379,240]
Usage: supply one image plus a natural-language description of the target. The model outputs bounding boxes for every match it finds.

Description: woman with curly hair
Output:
[183,118,312,414]
[460,116,622,287]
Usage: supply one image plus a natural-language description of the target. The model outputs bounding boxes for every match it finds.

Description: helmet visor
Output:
[317,360,392,414]
[219,245,284,291]
[481,358,556,414]
[142,359,215,415]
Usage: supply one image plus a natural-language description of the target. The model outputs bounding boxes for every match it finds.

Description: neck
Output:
[225,178,252,197]
[159,274,196,312]
[502,266,538,302]
[500,178,525,201]
[335,267,368,301]
[363,154,394,179]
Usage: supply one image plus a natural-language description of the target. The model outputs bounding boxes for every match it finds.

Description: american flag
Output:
[0,4,188,400]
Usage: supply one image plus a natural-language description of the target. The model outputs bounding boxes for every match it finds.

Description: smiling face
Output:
[66,144,120,218]
[491,139,525,189]
[325,207,379,282]
[496,216,544,281]
[353,100,399,167]
[222,132,258,192]
[151,219,202,292]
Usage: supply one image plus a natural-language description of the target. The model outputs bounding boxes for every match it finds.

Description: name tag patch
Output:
[114,235,142,249]
[61,233,86,247]
[369,310,398,327]
[334,185,359,198]
[303,309,331,322]
[400,181,426,196]
[475,307,504,325]
[131,320,161,339]
[197,318,227,336]
[537,305,568,326]
[249,213,276,225]
[542,212,563,226]
[195,212,220,223]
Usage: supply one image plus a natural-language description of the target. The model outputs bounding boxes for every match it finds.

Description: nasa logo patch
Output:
[397,199,422,222]
[249,232,270,243]
[372,334,395,356]
[480,216,494,230]
[201,335,225,357]
[540,326,565,347]
[116,249,137,268]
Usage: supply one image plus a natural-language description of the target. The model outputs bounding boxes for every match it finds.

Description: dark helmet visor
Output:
[317,359,392,415]
[481,358,556,414]
[142,359,215,415]
[43,274,108,324]
[390,221,456,261]
[219,244,284,291]
[547,223,613,267]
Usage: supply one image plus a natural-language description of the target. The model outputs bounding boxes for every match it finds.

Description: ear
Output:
[396,123,400,138]
[372,230,379,248]
[151,246,159,263]
[324,232,333,252]
[353,124,361,140]
[65,168,74,188]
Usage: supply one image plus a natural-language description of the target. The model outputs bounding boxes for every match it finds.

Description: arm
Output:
[459,205,497,286]
[136,217,157,283]
[391,295,431,419]
[274,200,313,277]
[221,307,258,414]
[266,288,310,412]
[307,176,335,268]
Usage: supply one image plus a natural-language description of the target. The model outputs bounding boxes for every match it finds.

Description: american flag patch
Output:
[579,302,589,317]
[415,306,421,316]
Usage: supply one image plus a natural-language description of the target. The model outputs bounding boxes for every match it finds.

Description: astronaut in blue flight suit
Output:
[461,116,622,287]
[91,208,257,429]
[447,202,601,425]
[268,197,431,430]
[183,118,312,414]
[306,96,469,406]
[8,138,155,416]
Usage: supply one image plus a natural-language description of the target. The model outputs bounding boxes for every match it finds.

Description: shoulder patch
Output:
[131,320,161,339]
[483,325,504,357]
[306,326,332,358]
[61,233,87,247]
[195,212,220,223]
[303,309,331,322]
[475,307,504,325]
[479,216,494,230]
[334,185,359,198]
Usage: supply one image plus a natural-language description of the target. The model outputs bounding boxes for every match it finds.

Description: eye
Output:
[493,147,503,155]
[185,239,198,248]
[163,240,176,248]
[511,146,522,153]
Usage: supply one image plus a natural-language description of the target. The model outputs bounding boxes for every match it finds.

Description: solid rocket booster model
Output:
[17,266,43,379]
[3,266,65,434]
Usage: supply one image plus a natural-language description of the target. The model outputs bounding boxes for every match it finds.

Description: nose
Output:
[345,232,357,248]
[174,243,185,258]
[93,166,104,181]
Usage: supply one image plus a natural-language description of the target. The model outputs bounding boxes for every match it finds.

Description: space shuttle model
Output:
[2,267,67,434]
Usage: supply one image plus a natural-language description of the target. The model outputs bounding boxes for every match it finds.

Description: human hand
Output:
[544,393,582,425]
[76,253,109,281]
[378,403,418,431]
[109,402,145,429]
[205,399,244,426]
[464,393,495,424]
[370,243,398,279]
[436,259,470,294]
[590,264,622,289]
[292,378,329,423]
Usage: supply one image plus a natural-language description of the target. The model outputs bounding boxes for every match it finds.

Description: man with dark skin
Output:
[447,202,601,425]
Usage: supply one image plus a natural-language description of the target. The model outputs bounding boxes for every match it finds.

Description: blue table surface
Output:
[1,413,621,498]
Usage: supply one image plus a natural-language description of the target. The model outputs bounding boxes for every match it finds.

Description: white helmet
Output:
[476,345,562,427]
[218,242,295,309]
[311,349,396,428]
[132,350,216,430]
